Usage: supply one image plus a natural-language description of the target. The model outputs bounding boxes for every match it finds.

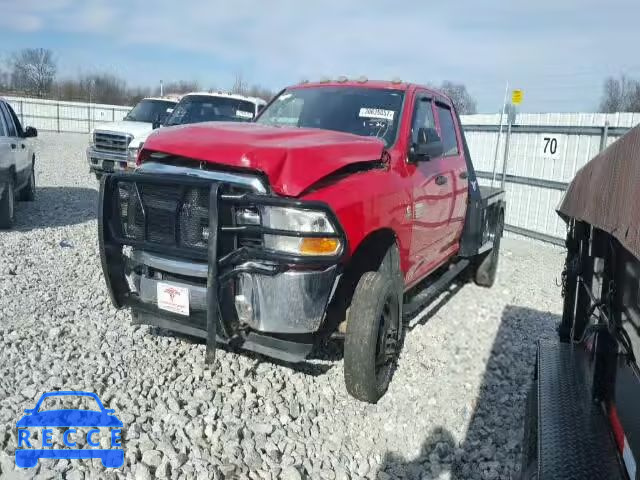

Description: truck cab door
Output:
[0,103,27,187]
[0,102,13,178]
[405,94,455,285]
[0,102,22,183]
[434,101,467,243]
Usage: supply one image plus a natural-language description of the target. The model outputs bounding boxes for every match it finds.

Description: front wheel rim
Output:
[374,293,400,387]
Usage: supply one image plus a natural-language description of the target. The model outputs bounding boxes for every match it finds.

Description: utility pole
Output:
[160,80,164,97]
[490,81,509,188]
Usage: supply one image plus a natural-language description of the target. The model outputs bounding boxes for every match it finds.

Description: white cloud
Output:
[2,0,638,111]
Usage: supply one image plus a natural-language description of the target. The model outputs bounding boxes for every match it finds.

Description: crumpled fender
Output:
[141,122,386,197]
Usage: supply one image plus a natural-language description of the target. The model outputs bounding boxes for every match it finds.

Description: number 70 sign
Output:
[542,137,559,158]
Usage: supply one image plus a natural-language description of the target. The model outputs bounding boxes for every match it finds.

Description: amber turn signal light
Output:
[299,237,341,256]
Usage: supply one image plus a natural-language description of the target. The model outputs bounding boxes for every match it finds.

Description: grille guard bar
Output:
[98,171,347,363]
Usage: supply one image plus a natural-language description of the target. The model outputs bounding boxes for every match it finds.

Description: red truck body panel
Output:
[142,122,386,197]
[140,81,469,290]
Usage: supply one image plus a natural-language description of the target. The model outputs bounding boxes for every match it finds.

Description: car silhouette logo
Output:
[15,391,123,468]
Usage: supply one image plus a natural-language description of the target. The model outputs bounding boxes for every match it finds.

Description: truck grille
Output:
[113,179,261,259]
[94,131,132,153]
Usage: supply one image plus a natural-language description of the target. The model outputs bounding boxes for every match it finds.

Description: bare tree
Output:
[599,75,640,113]
[231,72,248,96]
[246,84,274,101]
[0,68,9,90]
[10,48,57,97]
[436,81,477,114]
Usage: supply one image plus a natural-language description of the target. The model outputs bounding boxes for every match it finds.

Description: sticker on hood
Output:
[235,110,254,119]
[359,108,395,120]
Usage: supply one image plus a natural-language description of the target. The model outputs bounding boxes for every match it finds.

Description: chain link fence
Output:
[3,95,131,134]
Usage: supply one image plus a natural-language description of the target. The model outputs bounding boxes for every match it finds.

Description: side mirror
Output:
[152,115,161,129]
[24,126,38,138]
[410,127,443,161]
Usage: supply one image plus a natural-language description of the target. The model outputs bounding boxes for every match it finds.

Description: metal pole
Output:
[491,81,509,188]
[599,122,610,151]
[112,108,115,122]
[88,81,92,133]
[501,105,514,190]
[160,80,164,97]
[57,103,60,133]
[19,101,24,125]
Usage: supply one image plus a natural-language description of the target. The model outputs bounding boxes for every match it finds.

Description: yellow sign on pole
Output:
[512,89,523,105]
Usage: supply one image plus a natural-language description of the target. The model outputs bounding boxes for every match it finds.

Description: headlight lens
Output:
[261,206,335,234]
[127,145,140,163]
[237,206,341,256]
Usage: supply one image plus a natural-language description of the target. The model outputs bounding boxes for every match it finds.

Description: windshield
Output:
[256,87,405,146]
[124,99,176,123]
[164,95,256,126]
[36,395,101,412]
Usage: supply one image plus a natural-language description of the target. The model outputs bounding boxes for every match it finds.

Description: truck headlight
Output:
[127,145,140,163]
[260,206,341,256]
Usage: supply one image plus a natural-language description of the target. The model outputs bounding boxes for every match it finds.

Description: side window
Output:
[0,103,17,137]
[6,104,24,137]
[436,104,459,155]
[410,97,436,145]
[0,103,7,137]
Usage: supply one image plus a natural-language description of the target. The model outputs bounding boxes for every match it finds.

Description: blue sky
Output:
[0,0,638,112]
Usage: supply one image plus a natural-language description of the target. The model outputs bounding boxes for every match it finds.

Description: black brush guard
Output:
[98,171,346,362]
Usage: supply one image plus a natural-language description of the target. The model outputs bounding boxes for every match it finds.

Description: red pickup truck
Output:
[98,79,505,402]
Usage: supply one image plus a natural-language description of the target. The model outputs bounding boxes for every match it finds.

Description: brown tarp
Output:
[557,124,640,261]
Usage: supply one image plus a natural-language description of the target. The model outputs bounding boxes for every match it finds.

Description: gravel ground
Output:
[0,132,565,480]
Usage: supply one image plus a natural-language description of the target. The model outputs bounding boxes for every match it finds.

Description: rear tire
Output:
[521,383,538,479]
[474,210,504,287]
[344,261,403,403]
[0,177,15,229]
[18,162,35,201]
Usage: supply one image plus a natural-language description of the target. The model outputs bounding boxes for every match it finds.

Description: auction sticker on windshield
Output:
[359,108,395,120]
[236,110,254,119]
[157,282,190,316]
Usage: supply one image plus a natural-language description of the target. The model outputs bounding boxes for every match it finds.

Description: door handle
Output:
[10,144,16,149]
[459,171,468,179]
[435,175,447,186]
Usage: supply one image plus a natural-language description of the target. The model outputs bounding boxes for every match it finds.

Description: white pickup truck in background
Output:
[134,91,267,145]
[87,97,179,178]
[88,93,267,178]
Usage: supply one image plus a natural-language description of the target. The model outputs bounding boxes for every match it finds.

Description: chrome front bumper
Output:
[128,250,338,335]
[87,147,133,174]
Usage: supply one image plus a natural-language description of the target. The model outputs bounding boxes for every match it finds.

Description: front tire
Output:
[344,270,402,403]
[18,162,36,201]
[0,177,15,229]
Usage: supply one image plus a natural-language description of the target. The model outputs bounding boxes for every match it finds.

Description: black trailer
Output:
[521,126,640,480]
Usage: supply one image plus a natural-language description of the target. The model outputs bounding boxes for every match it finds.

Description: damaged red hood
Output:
[141,122,386,197]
